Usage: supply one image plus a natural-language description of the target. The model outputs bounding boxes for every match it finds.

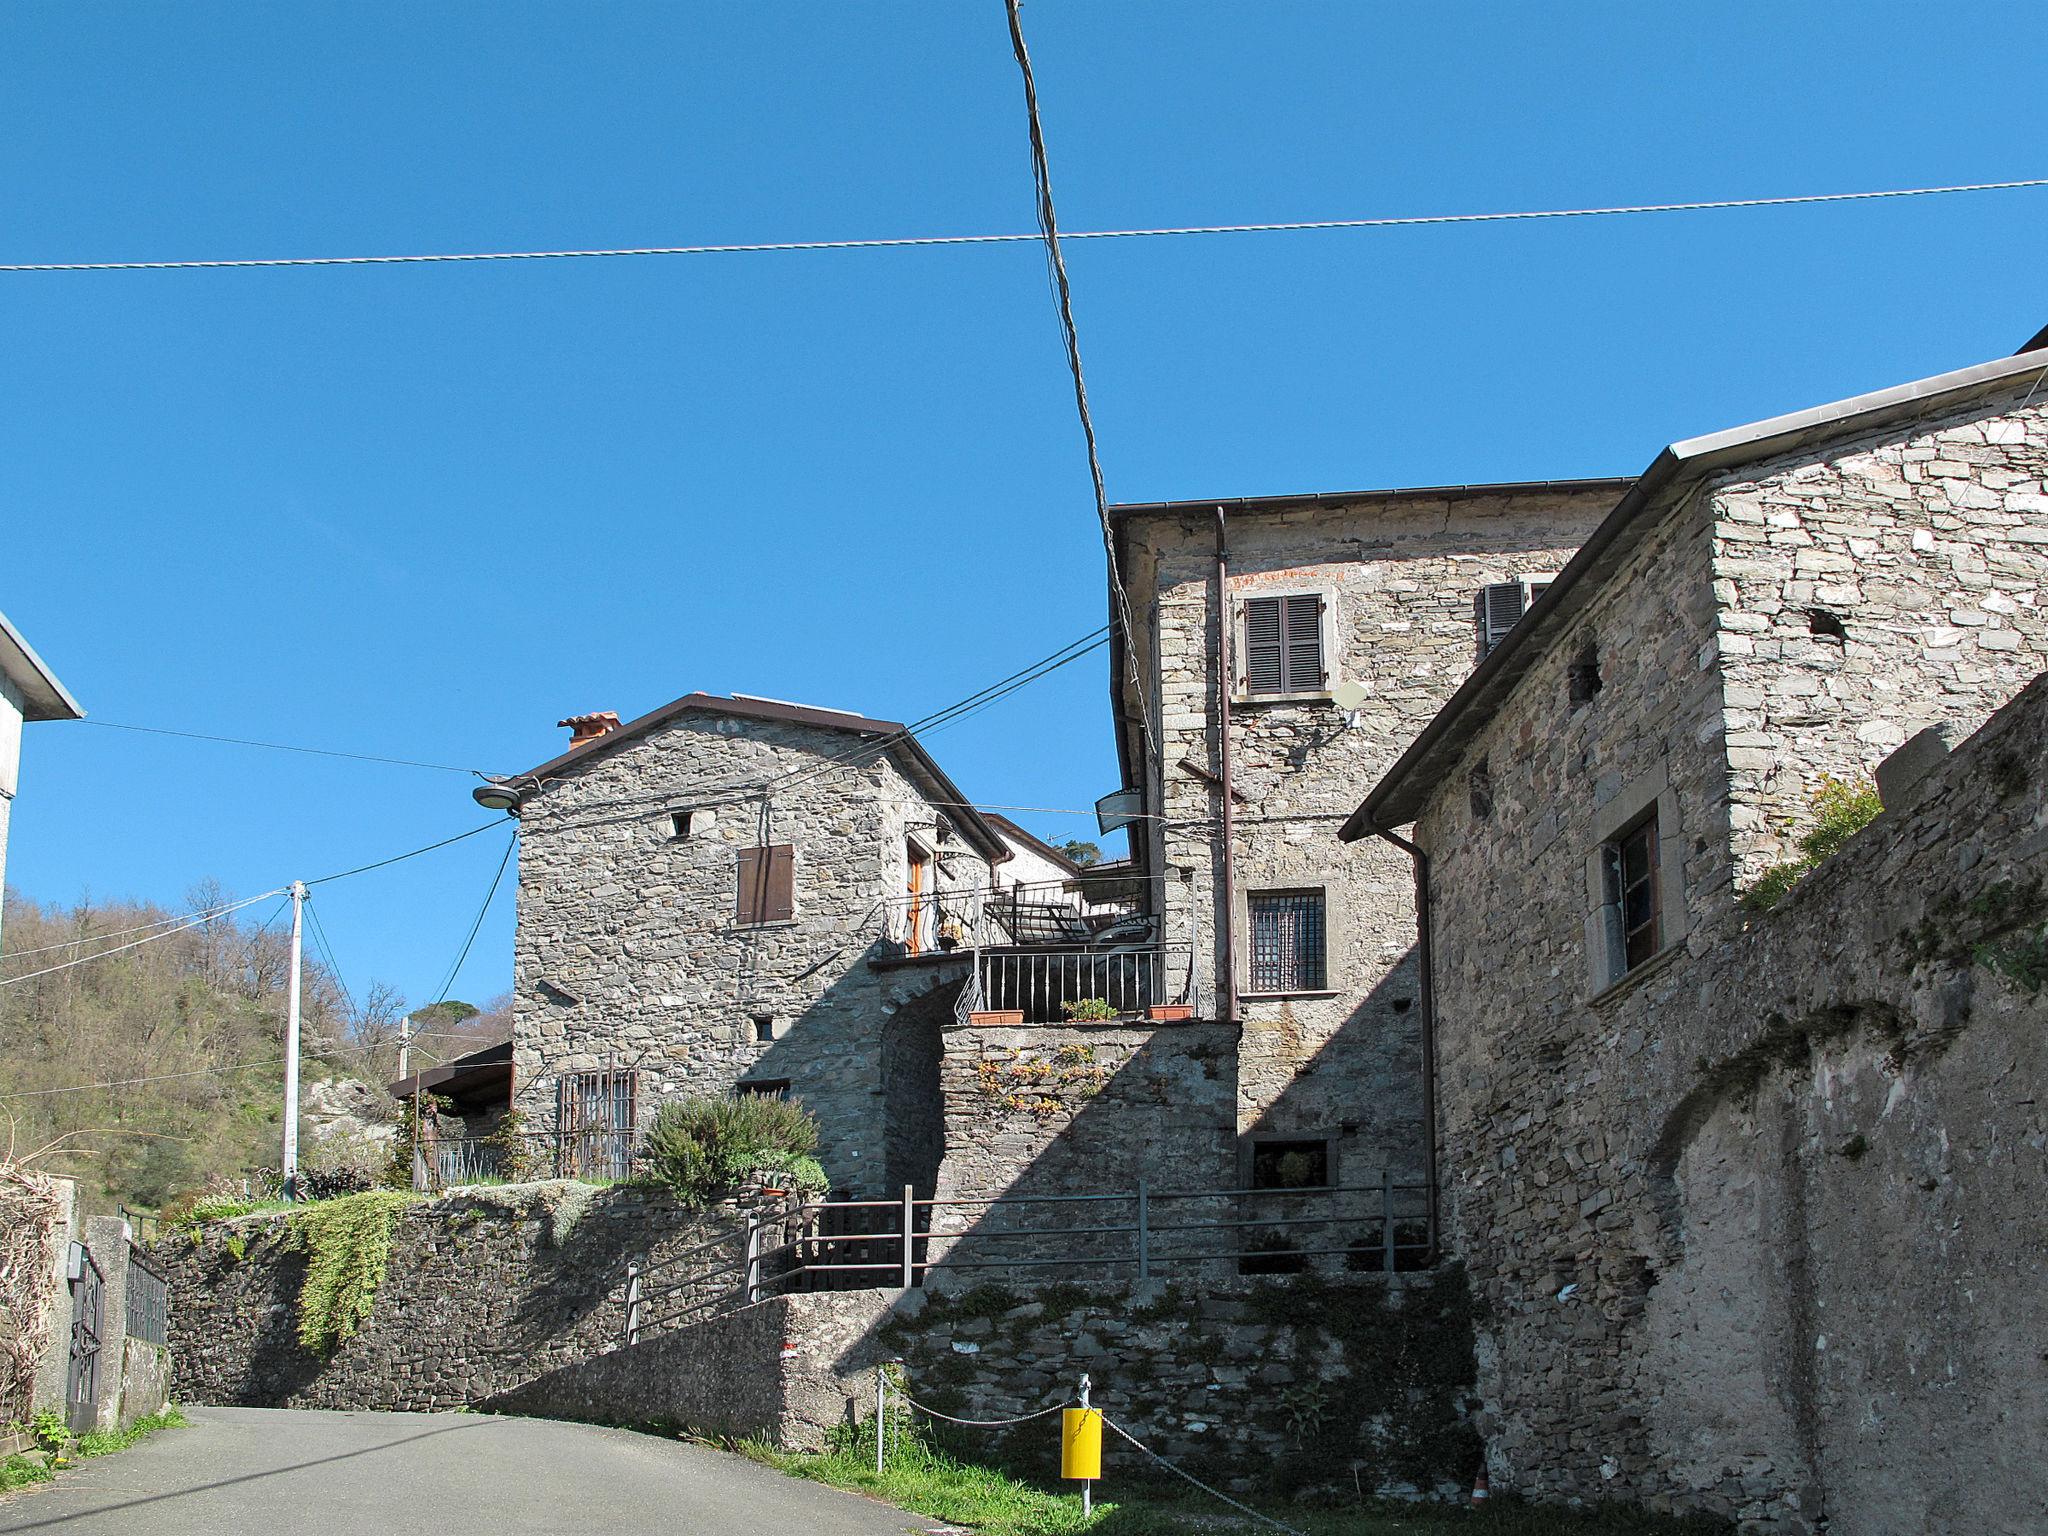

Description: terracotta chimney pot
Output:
[558,711,622,748]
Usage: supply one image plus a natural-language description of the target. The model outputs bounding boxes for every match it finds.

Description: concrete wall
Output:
[1118,486,1620,1167]
[511,711,995,1195]
[1415,611,2048,1528]
[154,1182,793,1411]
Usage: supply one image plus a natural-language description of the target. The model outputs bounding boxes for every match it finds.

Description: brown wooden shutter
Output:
[737,844,795,924]
[1243,597,1284,694]
[1282,594,1324,692]
[1475,582,1527,656]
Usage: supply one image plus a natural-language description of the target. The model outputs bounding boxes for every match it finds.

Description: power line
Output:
[431,831,517,1006]
[1003,0,1160,778]
[1,890,280,961]
[302,896,358,1021]
[75,718,491,776]
[0,892,290,987]
[0,1058,287,1101]
[305,820,505,887]
[0,178,2038,274]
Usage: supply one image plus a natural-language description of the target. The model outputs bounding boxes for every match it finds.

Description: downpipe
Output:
[1362,821,1440,1262]
[1214,508,1239,1026]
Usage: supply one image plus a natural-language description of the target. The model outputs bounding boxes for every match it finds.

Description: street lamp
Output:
[472,777,530,812]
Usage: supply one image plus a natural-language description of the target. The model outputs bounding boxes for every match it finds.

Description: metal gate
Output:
[557,1065,638,1180]
[65,1243,104,1434]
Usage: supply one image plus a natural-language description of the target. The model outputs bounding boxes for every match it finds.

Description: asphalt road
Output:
[0,1407,954,1535]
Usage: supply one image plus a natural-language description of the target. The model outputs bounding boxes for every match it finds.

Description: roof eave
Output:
[1343,343,2048,839]
[0,611,84,721]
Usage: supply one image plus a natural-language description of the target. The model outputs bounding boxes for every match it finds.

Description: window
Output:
[1242,594,1325,695]
[1475,575,1554,658]
[1250,1138,1331,1190]
[751,1012,776,1042]
[1604,811,1663,975]
[736,844,795,925]
[737,1079,790,1100]
[1248,889,1326,992]
[669,810,694,840]
[556,1067,637,1180]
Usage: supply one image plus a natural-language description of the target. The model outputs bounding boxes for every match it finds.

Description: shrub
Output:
[288,1189,418,1354]
[1744,774,1884,911]
[641,1095,829,1206]
[1059,997,1116,1022]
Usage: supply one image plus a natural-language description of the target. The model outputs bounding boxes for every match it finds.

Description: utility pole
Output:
[282,879,306,1201]
[397,1013,411,1081]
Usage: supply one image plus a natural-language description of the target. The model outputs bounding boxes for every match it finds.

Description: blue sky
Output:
[4,1,2043,1014]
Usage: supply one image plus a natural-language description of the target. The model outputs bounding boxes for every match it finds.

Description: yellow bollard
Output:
[1062,1407,1103,1481]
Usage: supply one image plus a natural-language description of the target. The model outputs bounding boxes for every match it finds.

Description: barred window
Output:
[1603,811,1662,976]
[1248,889,1326,993]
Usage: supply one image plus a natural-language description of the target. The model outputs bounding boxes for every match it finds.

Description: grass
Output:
[3,1406,189,1494]
[737,1423,1727,1536]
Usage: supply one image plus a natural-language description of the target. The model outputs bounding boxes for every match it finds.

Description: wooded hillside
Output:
[0,884,505,1214]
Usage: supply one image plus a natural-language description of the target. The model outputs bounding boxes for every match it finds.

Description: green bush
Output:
[1744,774,1884,911]
[288,1189,418,1353]
[1059,997,1116,1022]
[641,1095,829,1206]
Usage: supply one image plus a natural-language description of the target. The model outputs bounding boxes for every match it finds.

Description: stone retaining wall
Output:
[154,1181,790,1410]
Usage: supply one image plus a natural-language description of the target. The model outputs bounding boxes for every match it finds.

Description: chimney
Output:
[558,711,622,749]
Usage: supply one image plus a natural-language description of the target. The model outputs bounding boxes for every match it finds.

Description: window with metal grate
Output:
[1248,888,1327,992]
[1242,594,1325,694]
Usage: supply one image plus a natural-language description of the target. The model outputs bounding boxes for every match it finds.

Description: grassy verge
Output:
[2,1407,190,1493]
[738,1428,1726,1536]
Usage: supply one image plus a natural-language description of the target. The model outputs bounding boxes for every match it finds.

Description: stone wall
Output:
[1417,640,2048,1532]
[511,709,993,1196]
[488,1289,895,1451]
[1709,384,2048,883]
[885,1272,1479,1501]
[154,1182,791,1411]
[1118,485,1621,1166]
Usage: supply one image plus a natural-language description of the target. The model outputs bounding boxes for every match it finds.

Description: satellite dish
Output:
[1330,679,1369,712]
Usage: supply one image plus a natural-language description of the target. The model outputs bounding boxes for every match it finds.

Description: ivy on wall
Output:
[288,1190,418,1354]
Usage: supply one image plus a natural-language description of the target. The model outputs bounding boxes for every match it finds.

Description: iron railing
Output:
[125,1252,168,1347]
[410,1128,645,1191]
[616,1175,1434,1343]
[971,943,1193,1023]
[878,879,1145,957]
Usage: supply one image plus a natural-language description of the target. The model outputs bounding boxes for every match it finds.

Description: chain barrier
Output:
[1098,1414,1312,1536]
[877,1365,1312,1536]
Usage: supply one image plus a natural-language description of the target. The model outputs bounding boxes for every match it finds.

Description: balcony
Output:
[874,878,1198,1024]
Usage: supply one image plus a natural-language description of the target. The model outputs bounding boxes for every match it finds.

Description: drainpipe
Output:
[1214,508,1239,1026]
[1362,821,1439,1261]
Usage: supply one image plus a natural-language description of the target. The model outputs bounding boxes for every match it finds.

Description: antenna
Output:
[1331,679,1369,728]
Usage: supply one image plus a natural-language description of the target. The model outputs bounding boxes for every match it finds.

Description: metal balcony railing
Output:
[973,943,1194,1023]
[878,878,1146,958]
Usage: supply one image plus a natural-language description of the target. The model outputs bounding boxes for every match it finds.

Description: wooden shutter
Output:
[737,844,795,924]
[1282,594,1324,692]
[1243,597,1284,693]
[1243,594,1323,694]
[1475,582,1527,656]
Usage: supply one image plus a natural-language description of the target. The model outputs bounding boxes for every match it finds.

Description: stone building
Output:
[0,607,83,954]
[1343,340,2048,1530]
[1092,478,1629,1199]
[479,692,1029,1198]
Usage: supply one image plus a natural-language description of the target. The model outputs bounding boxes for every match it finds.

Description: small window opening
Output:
[1390,996,1414,1014]
[737,1078,790,1099]
[1602,810,1663,978]
[1250,1138,1331,1190]
[670,810,694,840]
[1809,609,1847,643]
[751,1013,776,1042]
[1469,757,1494,819]
[1567,641,1603,706]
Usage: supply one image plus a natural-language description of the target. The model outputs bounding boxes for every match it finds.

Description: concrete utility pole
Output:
[282,880,307,1200]
[397,1013,411,1081]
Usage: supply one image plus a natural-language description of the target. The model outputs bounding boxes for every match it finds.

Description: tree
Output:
[1059,839,1102,867]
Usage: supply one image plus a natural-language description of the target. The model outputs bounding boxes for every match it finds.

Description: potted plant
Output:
[1061,997,1117,1023]
[936,917,967,952]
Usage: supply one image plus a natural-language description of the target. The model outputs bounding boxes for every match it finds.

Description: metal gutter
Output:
[1214,508,1239,1026]
[1108,475,1634,521]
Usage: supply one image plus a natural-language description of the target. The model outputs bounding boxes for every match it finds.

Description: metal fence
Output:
[617,1175,1434,1343]
[412,1127,646,1191]
[973,944,1194,1023]
[125,1252,168,1348]
[878,878,1144,957]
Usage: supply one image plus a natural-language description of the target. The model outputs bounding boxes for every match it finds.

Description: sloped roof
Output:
[485,691,1010,862]
[0,609,83,721]
[1342,341,2048,837]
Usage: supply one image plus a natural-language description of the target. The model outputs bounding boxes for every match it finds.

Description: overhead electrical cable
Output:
[0,179,2037,274]
[0,894,291,987]
[431,831,518,1006]
[1,889,281,960]
[1003,0,1160,772]
[74,718,490,776]
[302,895,358,1021]
[0,1058,290,1101]
[305,820,505,887]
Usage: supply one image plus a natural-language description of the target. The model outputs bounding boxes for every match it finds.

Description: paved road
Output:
[0,1408,952,1535]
